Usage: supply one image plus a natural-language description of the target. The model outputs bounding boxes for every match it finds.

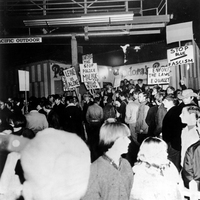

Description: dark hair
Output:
[54,94,61,100]
[119,91,127,98]
[163,94,178,106]
[94,96,101,103]
[9,114,26,128]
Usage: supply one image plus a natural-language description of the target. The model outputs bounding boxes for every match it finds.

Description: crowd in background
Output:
[1,78,200,199]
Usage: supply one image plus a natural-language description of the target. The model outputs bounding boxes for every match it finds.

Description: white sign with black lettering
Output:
[147,62,170,85]
[79,63,99,83]
[167,45,194,67]
[63,67,80,89]
[0,37,42,44]
[82,54,93,64]
[84,81,100,90]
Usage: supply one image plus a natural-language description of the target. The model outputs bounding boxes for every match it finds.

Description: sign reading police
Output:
[167,45,194,66]
[79,54,100,90]
[0,37,42,44]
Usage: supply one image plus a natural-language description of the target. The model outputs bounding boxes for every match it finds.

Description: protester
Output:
[82,120,133,200]
[130,137,183,200]
[20,128,91,200]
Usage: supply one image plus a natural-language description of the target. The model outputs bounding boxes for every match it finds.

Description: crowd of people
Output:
[1,78,200,199]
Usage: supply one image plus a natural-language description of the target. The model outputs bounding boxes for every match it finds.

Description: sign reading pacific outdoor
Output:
[79,54,100,90]
[167,45,194,67]
[147,62,170,85]
[0,37,42,44]
[63,67,80,89]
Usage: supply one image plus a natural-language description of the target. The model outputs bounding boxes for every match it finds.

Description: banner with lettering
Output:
[80,54,100,90]
[63,67,80,89]
[84,81,100,90]
[167,45,194,67]
[147,62,170,85]
[80,63,99,82]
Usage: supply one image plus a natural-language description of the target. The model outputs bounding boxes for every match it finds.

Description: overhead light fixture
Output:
[87,23,165,32]
[23,12,134,27]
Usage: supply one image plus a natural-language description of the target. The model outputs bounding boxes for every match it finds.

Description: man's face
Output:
[55,99,60,105]
[138,93,145,103]
[182,96,193,105]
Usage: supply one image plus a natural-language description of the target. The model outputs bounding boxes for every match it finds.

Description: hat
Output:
[178,89,197,99]
[21,128,91,200]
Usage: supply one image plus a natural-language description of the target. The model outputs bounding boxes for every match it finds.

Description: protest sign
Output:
[18,70,30,91]
[147,62,170,85]
[63,67,80,89]
[84,81,100,90]
[167,45,194,67]
[82,54,93,64]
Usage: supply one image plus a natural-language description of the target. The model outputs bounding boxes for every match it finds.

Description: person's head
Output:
[8,114,26,128]
[152,85,161,96]
[21,128,91,200]
[6,101,13,111]
[94,96,101,104]
[138,91,148,103]
[180,105,200,126]
[28,100,38,112]
[83,93,91,102]
[163,94,178,110]
[99,120,131,155]
[166,86,175,95]
[128,92,134,101]
[54,94,61,105]
[155,90,166,105]
[137,137,168,166]
[137,79,143,85]
[48,95,55,104]
[178,89,197,105]
[0,100,5,110]
[43,101,52,113]
[119,91,127,101]
[133,90,140,100]
[129,79,134,85]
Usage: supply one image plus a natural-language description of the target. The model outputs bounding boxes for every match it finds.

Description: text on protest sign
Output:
[147,62,170,85]
[63,67,80,89]
[167,45,194,67]
[0,37,42,44]
[82,54,93,64]
[80,63,99,82]
[84,81,100,90]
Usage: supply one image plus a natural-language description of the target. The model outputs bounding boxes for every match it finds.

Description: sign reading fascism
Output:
[0,37,42,44]
[167,45,194,67]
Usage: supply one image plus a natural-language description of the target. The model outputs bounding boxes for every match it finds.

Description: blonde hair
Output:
[99,121,130,147]
[137,137,168,166]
